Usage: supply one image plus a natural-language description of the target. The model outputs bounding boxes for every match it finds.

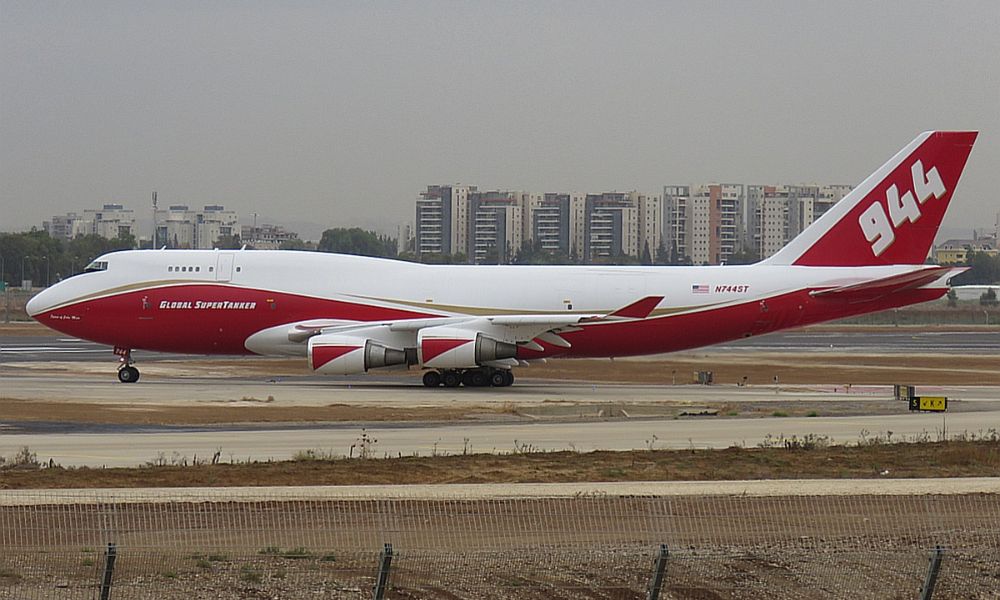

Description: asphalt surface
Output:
[2,392,998,467]
[3,478,999,504]
[3,328,1000,468]
[3,329,1000,364]
[5,372,997,467]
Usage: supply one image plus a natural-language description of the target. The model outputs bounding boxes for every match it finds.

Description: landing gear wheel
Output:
[489,370,507,387]
[468,369,488,387]
[442,370,462,388]
[118,365,140,383]
[422,371,442,388]
[500,370,514,387]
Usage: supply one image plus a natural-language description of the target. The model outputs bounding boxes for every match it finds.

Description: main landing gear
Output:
[422,368,514,388]
[114,347,140,383]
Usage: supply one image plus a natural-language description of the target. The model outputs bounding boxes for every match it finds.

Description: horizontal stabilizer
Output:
[811,266,961,302]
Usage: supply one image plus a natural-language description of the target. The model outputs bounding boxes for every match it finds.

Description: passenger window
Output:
[236,267,241,273]
[209,267,214,272]
[168,266,173,272]
[195,267,200,272]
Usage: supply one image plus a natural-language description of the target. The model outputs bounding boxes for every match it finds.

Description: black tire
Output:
[501,370,514,387]
[118,366,140,383]
[462,370,476,386]
[468,369,488,387]
[489,370,506,387]
[442,370,462,388]
[422,371,442,387]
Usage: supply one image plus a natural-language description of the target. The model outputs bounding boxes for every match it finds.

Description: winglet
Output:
[604,295,664,319]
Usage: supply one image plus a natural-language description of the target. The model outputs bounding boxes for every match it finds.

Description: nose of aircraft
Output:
[25,287,51,318]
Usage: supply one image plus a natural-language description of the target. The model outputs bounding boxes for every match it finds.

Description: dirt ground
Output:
[2,441,998,489]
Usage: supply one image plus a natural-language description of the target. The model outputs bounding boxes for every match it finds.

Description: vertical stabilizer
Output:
[765,131,977,266]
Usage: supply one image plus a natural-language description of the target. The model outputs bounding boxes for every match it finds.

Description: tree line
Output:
[4,227,998,287]
[0,230,136,287]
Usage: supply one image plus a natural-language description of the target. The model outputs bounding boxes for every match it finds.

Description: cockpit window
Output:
[84,260,109,273]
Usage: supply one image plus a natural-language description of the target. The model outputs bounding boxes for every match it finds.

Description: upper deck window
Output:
[84,260,109,273]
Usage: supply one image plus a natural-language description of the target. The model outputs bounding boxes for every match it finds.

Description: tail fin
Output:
[765,131,977,266]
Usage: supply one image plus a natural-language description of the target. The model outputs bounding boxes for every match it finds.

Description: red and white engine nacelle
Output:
[417,326,518,370]
[308,333,412,375]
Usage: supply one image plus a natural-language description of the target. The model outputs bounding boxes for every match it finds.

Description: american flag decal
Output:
[692,284,710,294]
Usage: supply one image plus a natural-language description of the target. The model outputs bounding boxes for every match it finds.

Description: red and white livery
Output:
[27,131,978,386]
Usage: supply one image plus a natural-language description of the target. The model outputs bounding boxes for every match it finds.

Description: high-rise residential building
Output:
[747,186,788,259]
[663,185,743,265]
[662,186,691,262]
[44,204,136,242]
[469,191,523,264]
[996,211,1000,248]
[747,184,851,259]
[525,192,587,258]
[415,185,476,258]
[411,186,657,264]
[530,193,572,256]
[638,191,662,262]
[584,192,648,261]
[154,205,238,249]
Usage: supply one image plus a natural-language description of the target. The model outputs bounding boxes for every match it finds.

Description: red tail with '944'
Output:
[765,131,977,267]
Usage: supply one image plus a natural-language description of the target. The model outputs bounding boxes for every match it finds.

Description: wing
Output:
[810,266,964,303]
[252,296,664,374]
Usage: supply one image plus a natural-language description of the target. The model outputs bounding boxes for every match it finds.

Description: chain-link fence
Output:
[1,490,998,599]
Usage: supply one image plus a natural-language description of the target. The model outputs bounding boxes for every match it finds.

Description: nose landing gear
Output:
[114,346,140,383]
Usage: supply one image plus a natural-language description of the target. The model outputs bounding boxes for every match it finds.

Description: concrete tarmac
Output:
[3,478,998,505]
[4,327,999,468]
[3,406,997,467]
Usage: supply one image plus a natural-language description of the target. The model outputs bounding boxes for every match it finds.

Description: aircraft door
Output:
[216,253,235,282]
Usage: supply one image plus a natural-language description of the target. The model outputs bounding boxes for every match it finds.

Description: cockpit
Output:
[83,260,109,273]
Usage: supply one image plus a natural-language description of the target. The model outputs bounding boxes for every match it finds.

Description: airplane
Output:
[26,131,977,387]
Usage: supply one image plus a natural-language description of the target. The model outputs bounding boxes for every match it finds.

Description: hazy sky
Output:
[2,1,998,240]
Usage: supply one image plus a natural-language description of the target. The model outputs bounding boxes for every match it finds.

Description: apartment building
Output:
[241,224,300,250]
[154,205,238,249]
[469,190,523,264]
[663,185,743,264]
[747,185,851,259]
[44,204,136,242]
[415,185,475,257]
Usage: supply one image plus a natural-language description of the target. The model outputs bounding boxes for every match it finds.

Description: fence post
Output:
[99,542,117,600]
[646,543,669,600]
[372,543,393,600]
[919,545,944,600]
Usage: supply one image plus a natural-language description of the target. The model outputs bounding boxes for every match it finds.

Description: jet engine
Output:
[417,326,518,369]
[308,333,414,375]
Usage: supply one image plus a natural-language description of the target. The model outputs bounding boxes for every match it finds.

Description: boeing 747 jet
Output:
[27,131,977,387]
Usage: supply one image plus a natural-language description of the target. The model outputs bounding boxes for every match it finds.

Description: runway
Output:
[3,402,998,467]
[3,328,1000,363]
[4,326,1000,468]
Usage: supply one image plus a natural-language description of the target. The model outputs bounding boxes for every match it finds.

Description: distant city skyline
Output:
[3,3,998,238]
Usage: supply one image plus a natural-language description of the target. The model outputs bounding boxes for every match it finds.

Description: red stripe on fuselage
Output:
[33,284,437,355]
[33,282,947,359]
